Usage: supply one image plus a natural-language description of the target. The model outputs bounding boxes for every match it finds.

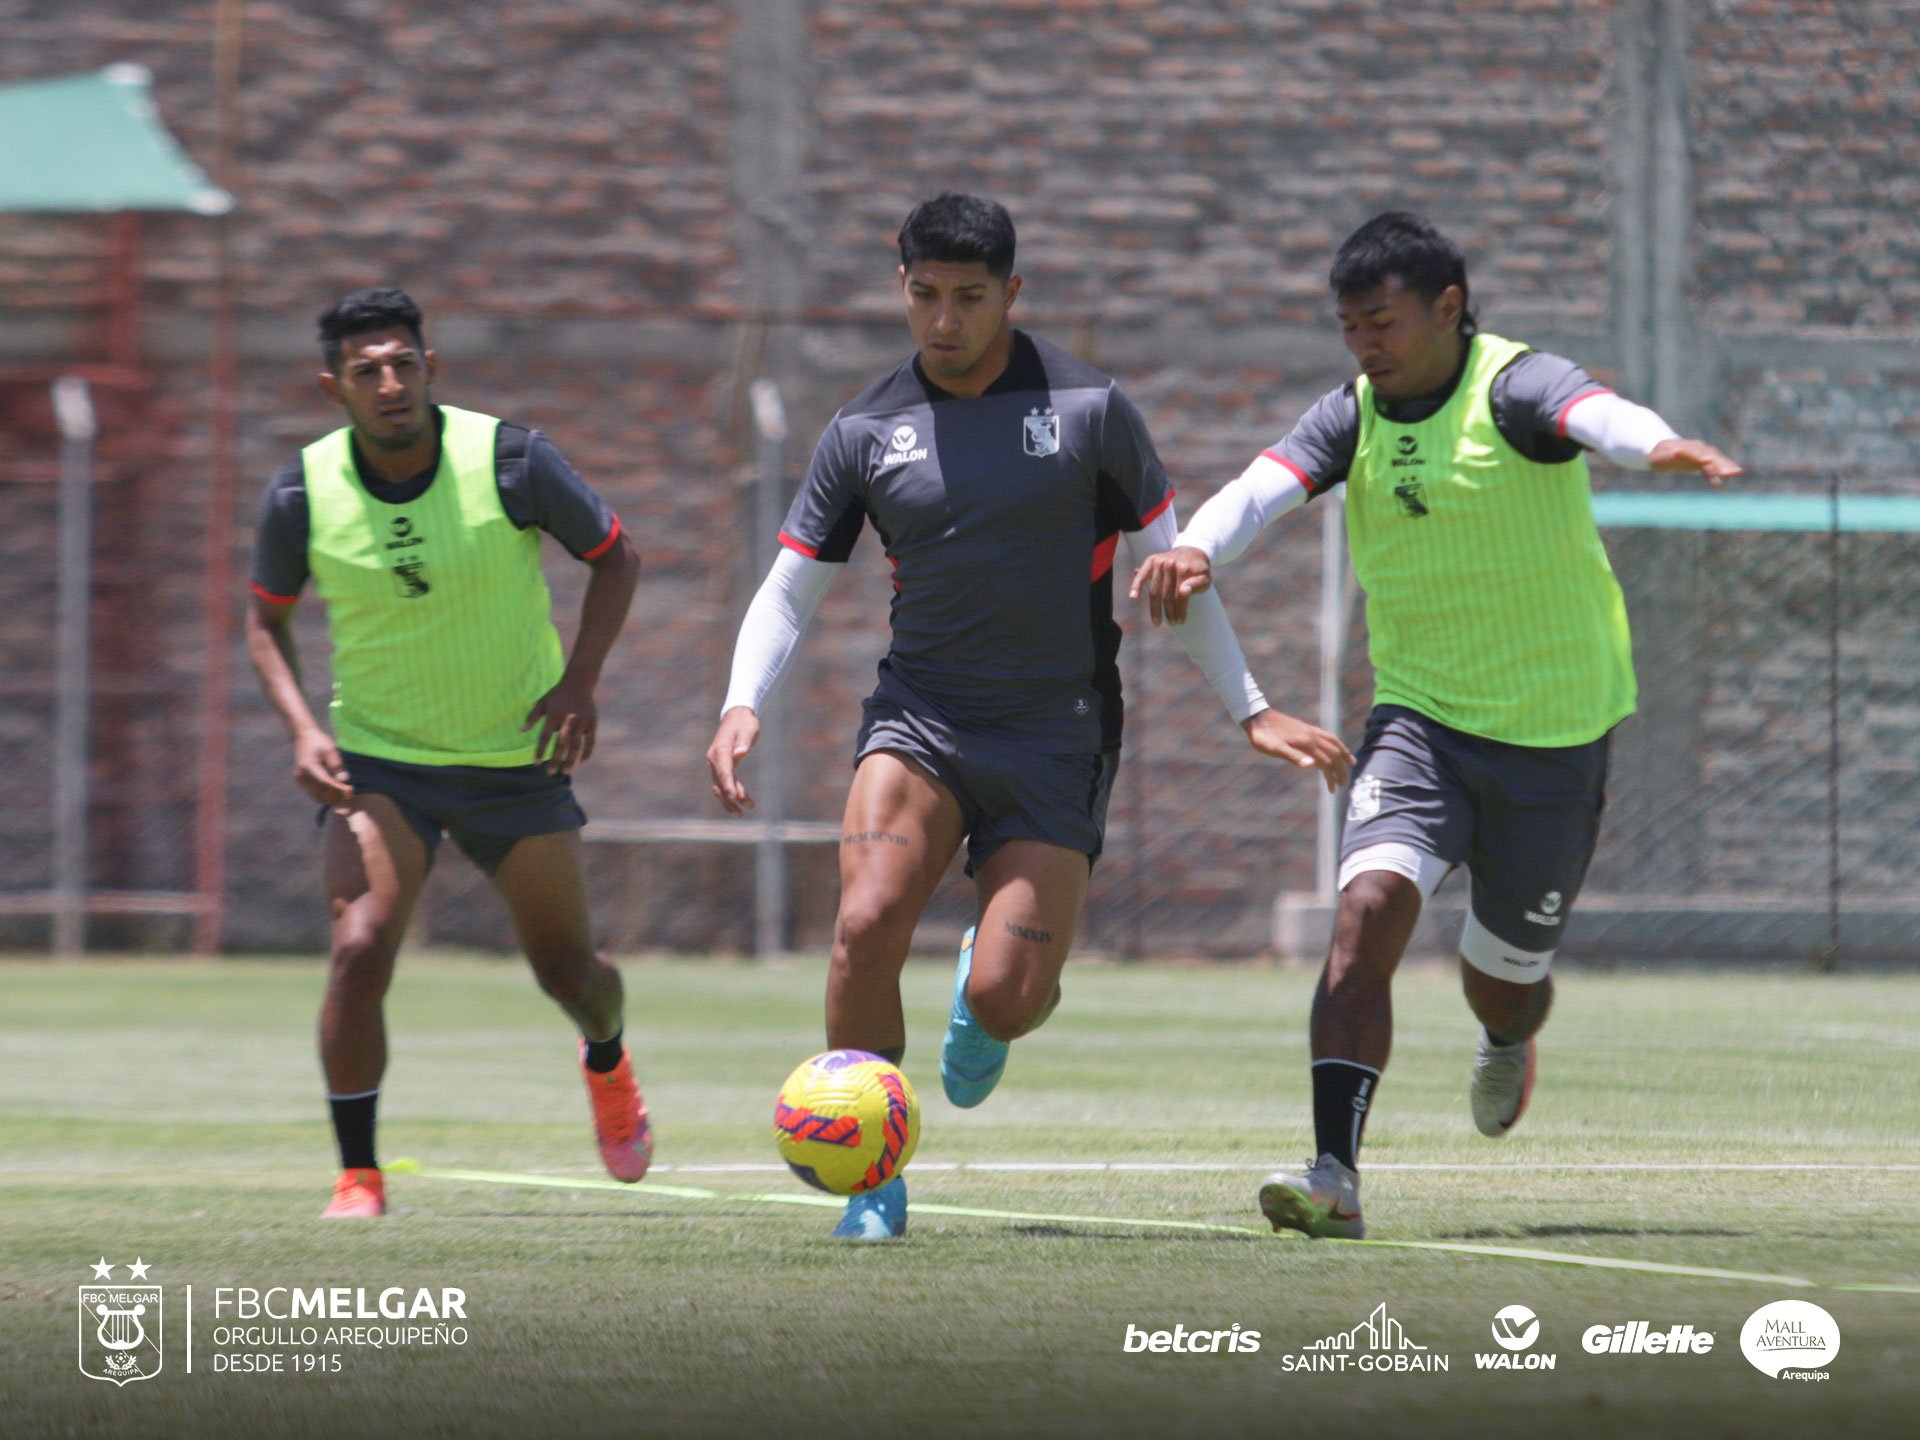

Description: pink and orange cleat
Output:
[321,1167,386,1219]
[580,1042,653,1182]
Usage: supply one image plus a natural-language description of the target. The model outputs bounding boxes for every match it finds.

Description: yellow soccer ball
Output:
[773,1050,920,1195]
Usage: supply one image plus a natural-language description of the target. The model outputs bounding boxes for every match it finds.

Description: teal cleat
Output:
[940,925,1009,1108]
[830,1176,907,1240]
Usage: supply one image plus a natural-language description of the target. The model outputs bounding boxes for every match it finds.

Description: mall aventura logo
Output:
[1278,1302,1448,1374]
[79,1258,163,1387]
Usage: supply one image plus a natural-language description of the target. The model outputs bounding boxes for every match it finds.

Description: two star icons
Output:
[89,1257,151,1280]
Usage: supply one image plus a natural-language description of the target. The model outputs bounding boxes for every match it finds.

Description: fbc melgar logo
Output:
[79,1258,162,1387]
[1740,1300,1840,1381]
[1122,1323,1260,1354]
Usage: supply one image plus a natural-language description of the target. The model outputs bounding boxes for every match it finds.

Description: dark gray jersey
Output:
[780,332,1172,752]
[1263,348,1611,496]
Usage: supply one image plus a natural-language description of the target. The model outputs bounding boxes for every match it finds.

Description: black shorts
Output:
[854,694,1117,878]
[1339,705,1610,972]
[319,751,586,876]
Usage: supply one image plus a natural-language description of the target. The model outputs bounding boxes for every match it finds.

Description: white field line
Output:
[637,1160,1920,1175]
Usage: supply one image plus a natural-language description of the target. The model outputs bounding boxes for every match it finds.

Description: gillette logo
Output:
[1581,1321,1715,1355]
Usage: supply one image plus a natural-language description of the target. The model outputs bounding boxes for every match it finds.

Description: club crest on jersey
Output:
[1023,407,1060,458]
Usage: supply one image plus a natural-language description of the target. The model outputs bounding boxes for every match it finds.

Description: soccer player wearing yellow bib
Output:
[246,288,649,1218]
[1132,214,1741,1237]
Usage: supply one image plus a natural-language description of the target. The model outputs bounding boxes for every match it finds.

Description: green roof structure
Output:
[0,64,231,214]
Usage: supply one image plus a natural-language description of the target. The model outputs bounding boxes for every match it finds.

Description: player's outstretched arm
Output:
[245,594,352,806]
[706,547,839,817]
[1648,437,1743,487]
[1241,708,1352,794]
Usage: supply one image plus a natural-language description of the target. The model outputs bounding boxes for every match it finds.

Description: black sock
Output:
[329,1091,378,1171]
[582,1026,625,1074]
[1310,1060,1381,1171]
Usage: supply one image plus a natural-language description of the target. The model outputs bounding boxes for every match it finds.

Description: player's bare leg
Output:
[493,830,651,1180]
[1462,961,1551,1137]
[1262,868,1421,1239]
[1311,869,1423,1070]
[825,751,963,1239]
[939,840,1086,1109]
[493,830,623,1038]
[825,751,966,1057]
[317,796,428,1216]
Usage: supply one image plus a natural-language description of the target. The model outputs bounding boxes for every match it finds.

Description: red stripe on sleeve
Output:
[1556,387,1614,438]
[1260,449,1315,493]
[777,531,819,559]
[581,513,623,561]
[248,580,297,605]
[1137,489,1176,528]
[1090,533,1120,582]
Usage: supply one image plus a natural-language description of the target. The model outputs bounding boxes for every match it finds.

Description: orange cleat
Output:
[321,1167,386,1219]
[581,1042,653,1182]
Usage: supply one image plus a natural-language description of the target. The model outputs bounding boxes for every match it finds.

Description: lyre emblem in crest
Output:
[78,1280,163,1386]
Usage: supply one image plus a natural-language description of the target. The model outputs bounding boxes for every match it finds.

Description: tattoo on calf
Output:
[842,830,910,848]
[1003,920,1054,944]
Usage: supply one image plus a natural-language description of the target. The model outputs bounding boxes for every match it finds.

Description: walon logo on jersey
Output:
[79,1258,163,1387]
[1022,406,1060,457]
[1476,1304,1557,1370]
[1582,1319,1715,1356]
[882,424,928,466]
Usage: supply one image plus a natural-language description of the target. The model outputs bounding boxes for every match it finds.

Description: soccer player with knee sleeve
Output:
[707,193,1349,1241]
[1131,212,1741,1237]
[246,288,649,1218]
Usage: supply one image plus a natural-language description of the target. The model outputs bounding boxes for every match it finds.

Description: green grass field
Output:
[3,955,1916,1439]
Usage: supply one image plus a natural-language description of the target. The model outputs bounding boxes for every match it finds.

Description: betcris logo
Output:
[1122,1322,1260,1354]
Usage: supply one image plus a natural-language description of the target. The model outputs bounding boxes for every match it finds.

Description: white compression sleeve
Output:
[1173,454,1312,564]
[720,546,839,716]
[1123,504,1268,722]
[1563,391,1680,469]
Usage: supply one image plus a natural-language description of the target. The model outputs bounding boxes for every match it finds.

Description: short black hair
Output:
[317,287,426,369]
[1330,211,1477,337]
[898,192,1016,280]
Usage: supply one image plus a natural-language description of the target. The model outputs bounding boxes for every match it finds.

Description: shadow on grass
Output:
[1010,1224,1266,1244]
[1442,1224,1754,1240]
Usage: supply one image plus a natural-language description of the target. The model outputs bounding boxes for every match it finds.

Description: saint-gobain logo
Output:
[79,1260,162,1387]
[1741,1300,1840,1379]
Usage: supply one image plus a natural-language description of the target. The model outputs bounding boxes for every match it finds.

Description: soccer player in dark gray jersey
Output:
[778,328,1181,753]
[707,194,1350,1241]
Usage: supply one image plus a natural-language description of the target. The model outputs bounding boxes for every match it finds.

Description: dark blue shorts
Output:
[318,751,586,876]
[854,691,1117,878]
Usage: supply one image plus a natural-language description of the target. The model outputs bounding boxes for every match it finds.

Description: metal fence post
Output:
[748,378,789,960]
[52,375,98,957]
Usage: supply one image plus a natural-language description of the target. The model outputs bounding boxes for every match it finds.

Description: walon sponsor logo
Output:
[1475,1304,1557,1371]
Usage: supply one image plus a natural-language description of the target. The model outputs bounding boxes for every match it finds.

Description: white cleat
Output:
[1258,1154,1365,1239]
[1470,1031,1537,1137]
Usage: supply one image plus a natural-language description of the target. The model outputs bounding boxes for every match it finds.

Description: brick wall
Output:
[1,1,1913,955]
